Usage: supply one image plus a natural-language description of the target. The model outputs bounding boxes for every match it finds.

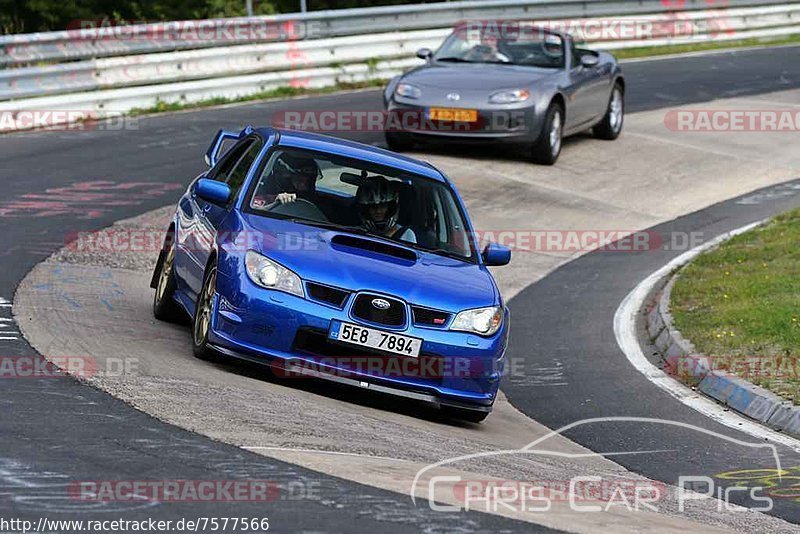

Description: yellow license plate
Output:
[428,107,478,122]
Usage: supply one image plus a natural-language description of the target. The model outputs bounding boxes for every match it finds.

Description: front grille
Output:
[307,282,350,308]
[293,328,443,385]
[351,293,406,327]
[412,306,451,327]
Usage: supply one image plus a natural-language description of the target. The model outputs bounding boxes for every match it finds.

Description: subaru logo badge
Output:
[446,93,460,101]
[372,298,391,310]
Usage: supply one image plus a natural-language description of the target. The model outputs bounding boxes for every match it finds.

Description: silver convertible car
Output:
[383,23,625,164]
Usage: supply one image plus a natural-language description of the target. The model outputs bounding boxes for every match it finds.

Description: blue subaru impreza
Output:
[151,126,511,422]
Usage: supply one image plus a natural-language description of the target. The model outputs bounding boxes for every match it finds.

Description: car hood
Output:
[401,62,556,92]
[241,214,499,312]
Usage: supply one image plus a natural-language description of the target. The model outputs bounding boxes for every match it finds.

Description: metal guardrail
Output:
[0,1,798,132]
[0,0,792,67]
[2,4,799,102]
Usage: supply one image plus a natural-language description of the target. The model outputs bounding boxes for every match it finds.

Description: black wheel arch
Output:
[150,223,176,289]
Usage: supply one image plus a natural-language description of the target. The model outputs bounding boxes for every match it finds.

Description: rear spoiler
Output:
[204,125,255,167]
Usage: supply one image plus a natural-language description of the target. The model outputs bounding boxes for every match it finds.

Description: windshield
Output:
[247,148,476,262]
[434,24,565,68]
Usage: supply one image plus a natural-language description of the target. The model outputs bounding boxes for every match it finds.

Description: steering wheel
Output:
[268,198,329,222]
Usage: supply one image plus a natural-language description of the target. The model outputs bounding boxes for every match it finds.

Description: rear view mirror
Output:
[482,243,511,266]
[196,178,231,205]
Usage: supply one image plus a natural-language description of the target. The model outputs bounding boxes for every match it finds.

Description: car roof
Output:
[255,127,447,183]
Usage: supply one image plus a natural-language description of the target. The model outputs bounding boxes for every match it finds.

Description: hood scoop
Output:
[331,234,417,264]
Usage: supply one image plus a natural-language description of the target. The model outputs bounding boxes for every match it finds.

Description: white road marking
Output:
[0,318,13,322]
[0,337,19,341]
[614,219,800,453]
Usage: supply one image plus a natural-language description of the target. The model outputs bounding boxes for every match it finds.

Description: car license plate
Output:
[428,107,478,122]
[329,321,421,358]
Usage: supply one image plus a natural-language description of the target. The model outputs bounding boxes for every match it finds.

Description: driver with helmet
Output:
[355,177,416,243]
[254,152,320,207]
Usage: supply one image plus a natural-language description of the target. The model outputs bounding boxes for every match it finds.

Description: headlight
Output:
[245,250,304,298]
[395,83,422,99]
[489,89,530,104]
[450,306,503,336]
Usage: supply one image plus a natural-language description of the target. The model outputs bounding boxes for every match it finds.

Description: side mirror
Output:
[196,178,231,205]
[416,48,433,61]
[482,243,511,266]
[580,54,599,68]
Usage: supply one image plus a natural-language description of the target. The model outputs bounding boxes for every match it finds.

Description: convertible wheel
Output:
[531,103,563,165]
[441,405,491,423]
[152,232,183,323]
[192,264,222,362]
[385,131,414,152]
[593,83,624,140]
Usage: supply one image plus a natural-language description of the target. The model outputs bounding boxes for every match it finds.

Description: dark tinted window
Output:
[210,138,253,182]
[225,139,262,199]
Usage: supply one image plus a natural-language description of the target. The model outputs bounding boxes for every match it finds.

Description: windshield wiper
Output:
[416,246,473,263]
[287,218,362,234]
[435,56,474,63]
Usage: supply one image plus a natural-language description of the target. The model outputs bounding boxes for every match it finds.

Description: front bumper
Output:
[208,276,508,410]
[386,100,542,143]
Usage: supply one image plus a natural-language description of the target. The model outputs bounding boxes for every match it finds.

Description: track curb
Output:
[646,257,800,439]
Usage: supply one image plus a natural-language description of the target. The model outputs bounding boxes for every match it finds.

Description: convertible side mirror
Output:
[196,178,231,205]
[580,54,600,68]
[482,243,511,266]
[416,48,433,61]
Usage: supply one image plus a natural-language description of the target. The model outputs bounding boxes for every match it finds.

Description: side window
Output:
[208,139,253,183]
[225,139,263,200]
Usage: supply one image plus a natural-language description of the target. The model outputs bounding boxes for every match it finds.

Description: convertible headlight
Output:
[395,83,422,99]
[489,89,530,104]
[245,250,304,298]
[450,306,503,336]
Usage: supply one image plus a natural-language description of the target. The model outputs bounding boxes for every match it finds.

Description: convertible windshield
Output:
[435,23,565,68]
[247,148,475,261]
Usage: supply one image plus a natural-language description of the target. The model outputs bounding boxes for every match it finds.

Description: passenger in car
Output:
[355,177,417,244]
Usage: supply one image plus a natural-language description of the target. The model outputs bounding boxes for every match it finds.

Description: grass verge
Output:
[128,78,388,116]
[670,207,800,402]
[612,33,800,59]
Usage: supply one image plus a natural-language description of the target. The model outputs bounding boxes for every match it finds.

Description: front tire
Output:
[531,103,563,165]
[593,83,624,140]
[192,263,222,362]
[152,232,183,323]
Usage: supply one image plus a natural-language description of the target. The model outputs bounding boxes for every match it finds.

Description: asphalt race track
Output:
[2,44,800,530]
[504,179,800,523]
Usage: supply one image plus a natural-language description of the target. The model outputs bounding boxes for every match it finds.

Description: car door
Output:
[562,44,594,130]
[575,46,613,127]
[184,137,261,297]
